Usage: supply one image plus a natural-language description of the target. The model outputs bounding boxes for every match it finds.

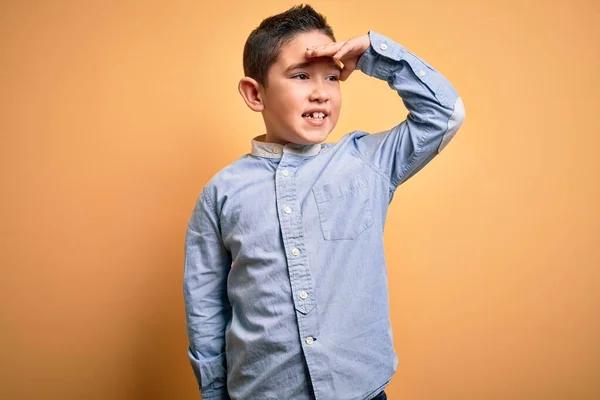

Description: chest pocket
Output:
[312,173,374,240]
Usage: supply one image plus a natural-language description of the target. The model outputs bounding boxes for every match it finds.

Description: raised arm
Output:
[309,31,465,191]
[183,187,232,399]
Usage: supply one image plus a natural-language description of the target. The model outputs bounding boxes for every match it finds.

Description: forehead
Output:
[276,31,335,65]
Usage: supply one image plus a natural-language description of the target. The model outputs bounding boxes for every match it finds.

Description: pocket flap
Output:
[313,173,368,204]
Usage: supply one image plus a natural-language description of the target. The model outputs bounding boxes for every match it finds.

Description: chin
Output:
[291,135,327,145]
[292,129,333,145]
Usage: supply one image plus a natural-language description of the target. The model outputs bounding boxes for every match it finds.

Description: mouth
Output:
[302,111,329,120]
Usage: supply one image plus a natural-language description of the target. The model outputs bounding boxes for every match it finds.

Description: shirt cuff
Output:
[357,30,454,109]
[357,31,404,79]
[201,387,230,400]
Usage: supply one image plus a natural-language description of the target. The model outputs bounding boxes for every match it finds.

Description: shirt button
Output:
[379,43,388,51]
[299,291,308,300]
[291,248,300,256]
[305,336,314,345]
[284,206,292,214]
[273,146,281,154]
[418,70,426,77]
[282,169,289,177]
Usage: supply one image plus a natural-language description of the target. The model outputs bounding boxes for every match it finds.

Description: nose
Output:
[309,79,329,103]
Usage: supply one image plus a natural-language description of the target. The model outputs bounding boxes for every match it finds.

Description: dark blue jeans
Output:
[307,376,387,399]
[371,391,387,400]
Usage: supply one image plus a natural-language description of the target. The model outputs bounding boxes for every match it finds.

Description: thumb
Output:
[339,60,357,81]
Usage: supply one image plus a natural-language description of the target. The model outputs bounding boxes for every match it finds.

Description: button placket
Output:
[275,156,326,397]
[275,161,315,316]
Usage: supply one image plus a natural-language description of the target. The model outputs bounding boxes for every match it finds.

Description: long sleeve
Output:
[183,187,232,399]
[354,30,465,192]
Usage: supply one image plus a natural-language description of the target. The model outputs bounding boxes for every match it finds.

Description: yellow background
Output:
[1,0,599,399]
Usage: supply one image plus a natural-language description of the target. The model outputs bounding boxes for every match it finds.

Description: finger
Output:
[306,41,343,57]
[332,40,356,61]
[340,66,354,81]
[336,44,359,81]
[334,36,365,58]
[306,41,346,58]
[339,57,359,81]
[341,58,357,72]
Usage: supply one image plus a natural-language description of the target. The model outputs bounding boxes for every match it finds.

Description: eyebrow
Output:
[286,61,342,73]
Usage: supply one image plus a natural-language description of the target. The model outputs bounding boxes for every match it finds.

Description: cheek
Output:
[281,100,301,119]
[332,92,342,115]
[330,86,341,103]
[277,87,305,113]
[267,96,294,120]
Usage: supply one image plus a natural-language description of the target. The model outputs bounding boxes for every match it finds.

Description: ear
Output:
[238,77,264,112]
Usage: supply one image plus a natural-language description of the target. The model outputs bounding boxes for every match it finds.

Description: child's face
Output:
[260,30,342,145]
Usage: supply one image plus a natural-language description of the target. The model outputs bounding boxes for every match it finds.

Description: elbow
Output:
[452,96,466,127]
[437,96,465,153]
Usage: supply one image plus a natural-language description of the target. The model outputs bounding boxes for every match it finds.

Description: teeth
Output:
[304,112,326,119]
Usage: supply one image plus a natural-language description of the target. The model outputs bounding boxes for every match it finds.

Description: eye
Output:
[326,74,340,82]
[293,73,309,80]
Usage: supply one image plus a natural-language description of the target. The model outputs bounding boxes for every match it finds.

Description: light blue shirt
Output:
[184,31,465,400]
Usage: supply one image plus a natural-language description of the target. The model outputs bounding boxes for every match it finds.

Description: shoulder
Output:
[201,154,253,198]
[321,130,372,156]
[186,154,251,209]
[322,130,367,147]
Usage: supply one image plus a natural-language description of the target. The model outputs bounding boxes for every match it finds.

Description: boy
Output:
[184,4,464,400]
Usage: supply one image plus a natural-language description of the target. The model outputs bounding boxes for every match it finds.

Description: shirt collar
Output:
[250,134,322,159]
